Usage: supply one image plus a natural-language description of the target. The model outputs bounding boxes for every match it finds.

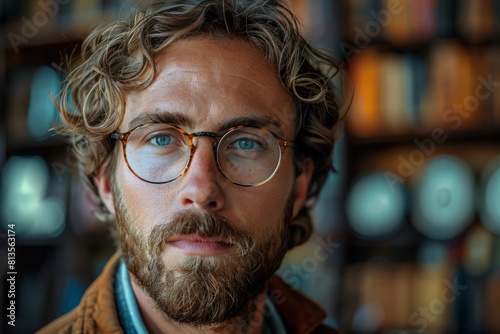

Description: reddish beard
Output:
[114,196,293,326]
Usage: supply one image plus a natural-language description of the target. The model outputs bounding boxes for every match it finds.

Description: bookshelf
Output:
[338,0,500,333]
[1,1,126,333]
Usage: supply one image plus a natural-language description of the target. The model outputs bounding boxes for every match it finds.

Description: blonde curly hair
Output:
[57,0,346,248]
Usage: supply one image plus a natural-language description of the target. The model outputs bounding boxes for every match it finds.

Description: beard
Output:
[113,187,293,327]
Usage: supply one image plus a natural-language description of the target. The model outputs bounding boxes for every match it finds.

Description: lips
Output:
[167,234,233,255]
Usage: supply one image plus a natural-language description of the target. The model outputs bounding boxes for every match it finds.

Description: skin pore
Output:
[94,37,313,333]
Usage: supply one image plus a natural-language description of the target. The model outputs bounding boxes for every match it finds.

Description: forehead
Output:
[122,37,296,136]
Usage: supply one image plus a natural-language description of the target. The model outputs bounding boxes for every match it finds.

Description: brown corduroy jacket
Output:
[37,253,340,334]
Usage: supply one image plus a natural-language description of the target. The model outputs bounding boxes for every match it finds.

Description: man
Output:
[38,0,344,333]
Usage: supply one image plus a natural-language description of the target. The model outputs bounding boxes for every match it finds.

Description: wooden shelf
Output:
[346,127,500,147]
[6,135,68,153]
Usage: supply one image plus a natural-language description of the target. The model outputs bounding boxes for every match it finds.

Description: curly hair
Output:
[57,0,346,248]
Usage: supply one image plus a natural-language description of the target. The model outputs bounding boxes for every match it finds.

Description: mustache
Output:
[148,210,255,256]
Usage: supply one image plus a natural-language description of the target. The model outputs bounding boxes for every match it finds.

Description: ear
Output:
[292,158,314,218]
[94,167,115,215]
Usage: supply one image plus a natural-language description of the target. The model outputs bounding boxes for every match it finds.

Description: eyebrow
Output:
[127,110,194,130]
[127,110,286,137]
[217,116,285,137]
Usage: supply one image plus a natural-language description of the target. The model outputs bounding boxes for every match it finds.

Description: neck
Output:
[130,273,266,334]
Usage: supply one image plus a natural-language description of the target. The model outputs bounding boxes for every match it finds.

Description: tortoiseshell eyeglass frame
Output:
[110,122,295,187]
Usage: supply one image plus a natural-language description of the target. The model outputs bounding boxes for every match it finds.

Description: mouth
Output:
[166,234,233,256]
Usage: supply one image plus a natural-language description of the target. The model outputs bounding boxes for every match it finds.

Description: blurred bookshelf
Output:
[1,0,500,333]
[337,0,500,333]
[1,1,128,333]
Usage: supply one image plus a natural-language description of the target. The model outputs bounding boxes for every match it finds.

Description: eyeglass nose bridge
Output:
[189,131,220,151]
[180,131,223,179]
[191,131,218,140]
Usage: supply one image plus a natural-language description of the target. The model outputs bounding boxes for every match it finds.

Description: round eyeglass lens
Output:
[217,127,281,186]
[125,124,191,183]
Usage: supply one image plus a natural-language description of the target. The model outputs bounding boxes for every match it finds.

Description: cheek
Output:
[115,160,173,230]
[227,177,293,235]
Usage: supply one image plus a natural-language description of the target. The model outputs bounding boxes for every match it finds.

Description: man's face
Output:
[96,37,312,326]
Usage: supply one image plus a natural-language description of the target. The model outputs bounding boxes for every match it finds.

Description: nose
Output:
[177,138,226,211]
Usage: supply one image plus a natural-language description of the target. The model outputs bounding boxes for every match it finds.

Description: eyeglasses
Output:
[111,123,295,187]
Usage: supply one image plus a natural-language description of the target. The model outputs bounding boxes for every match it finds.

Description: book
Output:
[347,47,383,137]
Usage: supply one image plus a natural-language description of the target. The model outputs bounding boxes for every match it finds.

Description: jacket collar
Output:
[267,275,327,334]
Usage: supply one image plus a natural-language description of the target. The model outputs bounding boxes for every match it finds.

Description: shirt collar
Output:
[114,259,149,334]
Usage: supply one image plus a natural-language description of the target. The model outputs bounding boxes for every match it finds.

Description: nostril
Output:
[182,198,194,206]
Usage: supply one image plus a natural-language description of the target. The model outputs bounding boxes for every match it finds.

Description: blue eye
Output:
[153,135,172,146]
[236,139,258,150]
